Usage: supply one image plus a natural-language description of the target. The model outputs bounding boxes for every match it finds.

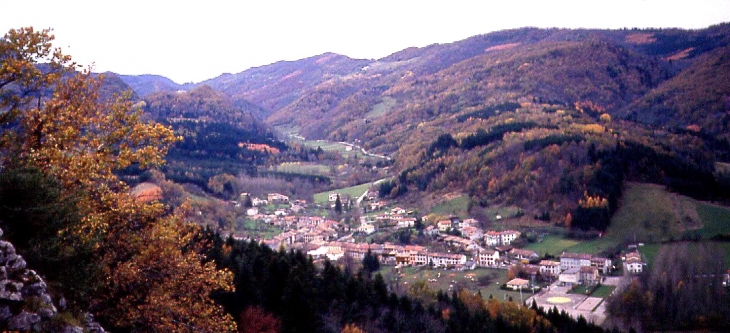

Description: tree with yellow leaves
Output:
[0,27,235,332]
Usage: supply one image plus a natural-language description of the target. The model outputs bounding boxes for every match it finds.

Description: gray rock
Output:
[40,292,53,304]
[84,313,107,333]
[0,241,16,262]
[38,304,57,319]
[0,305,12,321]
[0,279,24,301]
[7,311,41,331]
[59,326,84,333]
[8,255,26,271]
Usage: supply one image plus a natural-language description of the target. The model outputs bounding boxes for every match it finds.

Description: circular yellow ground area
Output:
[546,297,571,304]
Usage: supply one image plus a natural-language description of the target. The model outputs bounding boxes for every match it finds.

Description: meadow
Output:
[377,266,530,301]
[314,181,375,204]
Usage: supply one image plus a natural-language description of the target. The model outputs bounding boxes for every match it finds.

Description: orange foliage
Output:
[238,143,281,154]
[441,308,451,321]
[564,212,573,227]
[341,323,365,333]
[579,192,609,208]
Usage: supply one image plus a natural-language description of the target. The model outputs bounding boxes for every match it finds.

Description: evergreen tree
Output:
[362,249,381,275]
[335,194,343,213]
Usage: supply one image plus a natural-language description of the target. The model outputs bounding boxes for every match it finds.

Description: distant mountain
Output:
[116,73,189,96]
[200,53,371,112]
[116,24,730,222]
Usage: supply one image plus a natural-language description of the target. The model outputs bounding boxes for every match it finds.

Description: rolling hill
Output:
[115,25,730,226]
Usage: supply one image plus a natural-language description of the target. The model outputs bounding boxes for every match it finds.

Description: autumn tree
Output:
[340,323,365,333]
[0,27,235,332]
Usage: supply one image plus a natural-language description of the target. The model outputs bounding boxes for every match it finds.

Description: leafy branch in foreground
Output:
[0,27,235,332]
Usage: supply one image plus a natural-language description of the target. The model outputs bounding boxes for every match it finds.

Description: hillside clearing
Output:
[525,235,583,257]
[314,181,374,205]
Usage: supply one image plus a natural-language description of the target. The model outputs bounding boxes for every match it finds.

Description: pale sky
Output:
[2,0,729,84]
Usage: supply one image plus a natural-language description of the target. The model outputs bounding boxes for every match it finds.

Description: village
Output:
[242,191,647,281]
[230,189,659,324]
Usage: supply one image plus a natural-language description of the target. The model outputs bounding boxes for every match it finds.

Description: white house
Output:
[539,260,561,277]
[624,252,644,274]
[477,249,500,267]
[506,278,530,290]
[391,207,406,215]
[559,267,581,286]
[484,231,501,246]
[396,218,416,229]
[437,220,452,232]
[560,252,593,271]
[428,252,466,268]
[357,223,376,235]
[501,230,521,245]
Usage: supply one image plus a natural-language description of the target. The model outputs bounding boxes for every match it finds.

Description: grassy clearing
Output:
[591,285,616,298]
[525,235,583,257]
[377,266,529,301]
[608,183,698,243]
[431,195,470,216]
[696,203,730,238]
[561,183,701,255]
[235,218,282,239]
[314,182,374,205]
[365,96,396,119]
[293,138,372,160]
[271,162,330,176]
[567,284,614,299]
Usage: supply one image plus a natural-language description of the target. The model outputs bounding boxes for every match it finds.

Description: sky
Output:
[2,0,729,84]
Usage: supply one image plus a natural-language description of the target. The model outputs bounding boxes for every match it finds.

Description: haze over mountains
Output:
[110,24,730,223]
[117,25,730,140]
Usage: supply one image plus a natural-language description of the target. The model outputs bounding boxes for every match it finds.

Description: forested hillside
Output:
[113,24,730,230]
[140,85,286,190]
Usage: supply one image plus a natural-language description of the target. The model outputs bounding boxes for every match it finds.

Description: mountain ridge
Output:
[110,25,730,222]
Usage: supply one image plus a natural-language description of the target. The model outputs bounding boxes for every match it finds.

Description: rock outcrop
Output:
[0,228,106,332]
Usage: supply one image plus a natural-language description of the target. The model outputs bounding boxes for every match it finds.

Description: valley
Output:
[2,23,730,333]
[112,25,730,332]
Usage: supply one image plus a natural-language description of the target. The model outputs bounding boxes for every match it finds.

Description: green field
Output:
[235,218,282,239]
[314,182,374,205]
[364,96,396,119]
[525,235,583,257]
[270,162,330,176]
[294,138,372,160]
[558,183,703,255]
[377,266,530,301]
[591,284,616,298]
[520,183,730,258]
[695,203,730,238]
[431,195,471,216]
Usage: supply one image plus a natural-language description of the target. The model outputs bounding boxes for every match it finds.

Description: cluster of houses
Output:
[239,191,653,290]
[307,243,470,269]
